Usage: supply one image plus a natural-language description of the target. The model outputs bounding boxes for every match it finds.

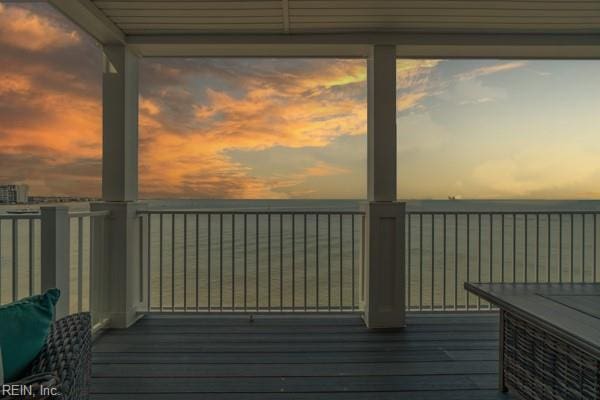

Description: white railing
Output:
[406,211,599,311]
[4,206,599,319]
[138,210,365,312]
[68,210,111,331]
[0,213,41,303]
[0,208,110,331]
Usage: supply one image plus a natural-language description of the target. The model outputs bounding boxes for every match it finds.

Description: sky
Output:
[1,2,599,200]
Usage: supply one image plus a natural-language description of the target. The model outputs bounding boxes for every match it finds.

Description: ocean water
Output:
[1,199,599,311]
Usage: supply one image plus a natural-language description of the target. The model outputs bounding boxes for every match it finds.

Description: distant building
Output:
[0,184,29,204]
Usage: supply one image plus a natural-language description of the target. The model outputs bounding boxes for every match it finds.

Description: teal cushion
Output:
[0,289,60,382]
[0,345,4,384]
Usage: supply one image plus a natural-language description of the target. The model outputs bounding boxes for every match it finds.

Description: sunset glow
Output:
[1,2,599,199]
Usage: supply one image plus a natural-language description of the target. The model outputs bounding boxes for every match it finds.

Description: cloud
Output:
[301,161,350,177]
[0,3,102,197]
[139,58,367,198]
[397,92,428,112]
[455,61,527,81]
[0,4,80,51]
[471,144,600,198]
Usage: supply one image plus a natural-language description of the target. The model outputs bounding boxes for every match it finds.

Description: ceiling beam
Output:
[127,32,600,58]
[282,0,290,33]
[49,0,125,45]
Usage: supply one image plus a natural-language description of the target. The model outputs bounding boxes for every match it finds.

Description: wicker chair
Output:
[2,313,91,400]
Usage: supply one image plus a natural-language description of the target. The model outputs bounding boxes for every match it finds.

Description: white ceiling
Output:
[93,0,600,35]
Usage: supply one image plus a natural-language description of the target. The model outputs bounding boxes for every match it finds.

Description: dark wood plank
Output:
[90,390,511,400]
[93,348,497,364]
[92,360,498,377]
[91,313,510,398]
[114,322,498,334]
[91,374,499,393]
[95,331,499,344]
[93,339,498,353]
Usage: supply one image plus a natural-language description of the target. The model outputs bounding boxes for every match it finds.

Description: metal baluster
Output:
[524,214,528,283]
[454,214,458,310]
[28,219,34,296]
[431,214,435,311]
[244,214,247,312]
[340,214,343,311]
[78,217,83,313]
[280,214,283,312]
[489,214,493,310]
[547,214,551,283]
[304,214,307,311]
[559,214,563,283]
[352,215,356,311]
[594,214,597,283]
[292,214,295,310]
[232,214,235,311]
[489,214,493,283]
[219,213,223,312]
[268,214,271,311]
[361,215,365,311]
[408,214,411,310]
[147,215,151,311]
[536,214,539,283]
[419,214,423,311]
[184,215,187,312]
[195,214,199,311]
[208,214,211,312]
[466,214,470,310]
[570,214,574,282]
[513,214,516,283]
[256,214,259,312]
[478,213,481,310]
[443,214,446,311]
[582,214,585,282]
[501,214,505,283]
[12,220,18,301]
[89,216,95,315]
[316,215,319,311]
[171,214,175,311]
[138,215,143,307]
[159,214,163,311]
[328,214,331,311]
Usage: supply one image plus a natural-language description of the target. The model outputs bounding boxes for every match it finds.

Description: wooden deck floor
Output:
[91,313,512,400]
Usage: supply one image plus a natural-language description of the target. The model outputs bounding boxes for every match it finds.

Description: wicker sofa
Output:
[1,313,91,400]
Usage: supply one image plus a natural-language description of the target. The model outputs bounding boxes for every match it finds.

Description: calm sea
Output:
[1,199,599,310]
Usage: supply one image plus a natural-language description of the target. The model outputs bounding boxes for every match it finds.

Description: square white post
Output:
[93,44,145,328]
[41,206,70,319]
[362,45,406,329]
[102,45,138,202]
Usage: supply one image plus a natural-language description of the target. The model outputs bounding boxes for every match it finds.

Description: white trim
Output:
[49,0,125,45]
[282,0,290,33]
[126,33,600,58]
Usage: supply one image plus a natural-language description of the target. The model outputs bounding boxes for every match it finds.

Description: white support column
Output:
[90,201,146,328]
[362,45,406,329]
[41,206,70,319]
[102,45,138,201]
[93,44,145,328]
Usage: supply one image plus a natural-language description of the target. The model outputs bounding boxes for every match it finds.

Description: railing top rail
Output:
[68,210,110,218]
[138,209,365,215]
[0,213,41,220]
[407,210,600,215]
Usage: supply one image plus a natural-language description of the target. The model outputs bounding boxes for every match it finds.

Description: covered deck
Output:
[91,313,509,400]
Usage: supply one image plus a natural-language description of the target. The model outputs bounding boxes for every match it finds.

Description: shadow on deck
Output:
[91,313,512,399]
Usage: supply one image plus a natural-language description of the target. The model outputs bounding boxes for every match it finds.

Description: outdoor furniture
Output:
[465,283,600,400]
[1,313,91,400]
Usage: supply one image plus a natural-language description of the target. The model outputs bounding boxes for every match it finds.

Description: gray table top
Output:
[464,283,600,357]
